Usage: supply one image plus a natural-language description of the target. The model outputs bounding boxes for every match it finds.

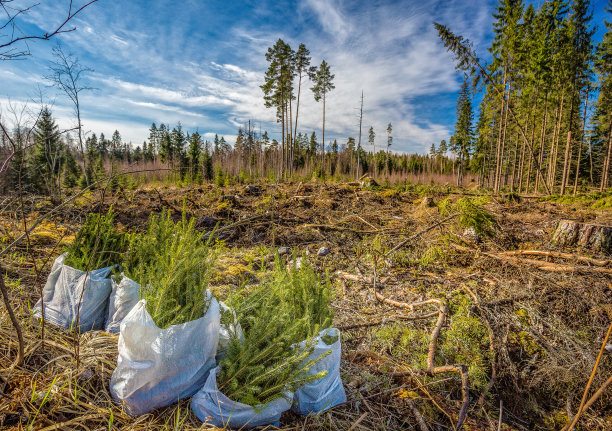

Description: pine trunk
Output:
[573,92,589,195]
[494,69,507,193]
[321,92,326,175]
[550,91,566,193]
[560,90,576,196]
[535,95,549,194]
[601,114,612,192]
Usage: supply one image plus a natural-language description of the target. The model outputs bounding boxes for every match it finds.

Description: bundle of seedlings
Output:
[32,208,125,331]
[122,208,217,328]
[64,207,128,270]
[216,257,335,406]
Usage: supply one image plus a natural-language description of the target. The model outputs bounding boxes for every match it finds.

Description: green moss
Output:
[592,195,612,209]
[372,294,492,391]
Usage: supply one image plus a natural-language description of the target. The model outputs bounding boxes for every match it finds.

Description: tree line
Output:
[438,0,611,194]
[1,105,477,196]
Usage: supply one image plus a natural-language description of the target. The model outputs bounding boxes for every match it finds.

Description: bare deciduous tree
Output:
[47,45,93,183]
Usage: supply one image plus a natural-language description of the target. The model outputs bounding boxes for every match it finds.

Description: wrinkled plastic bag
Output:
[292,328,346,415]
[32,253,112,331]
[216,301,244,362]
[110,294,220,416]
[191,367,292,428]
[105,274,140,334]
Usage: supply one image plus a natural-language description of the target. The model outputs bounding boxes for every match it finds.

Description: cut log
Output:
[551,220,612,256]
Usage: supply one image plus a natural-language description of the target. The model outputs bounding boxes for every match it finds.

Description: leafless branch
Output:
[0,0,99,60]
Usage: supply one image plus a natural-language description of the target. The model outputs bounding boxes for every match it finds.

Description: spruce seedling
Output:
[218,256,334,407]
[64,207,127,270]
[123,208,217,329]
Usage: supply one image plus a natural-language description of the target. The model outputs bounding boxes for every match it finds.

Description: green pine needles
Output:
[64,207,127,271]
[123,209,217,329]
[218,257,334,407]
[439,197,499,238]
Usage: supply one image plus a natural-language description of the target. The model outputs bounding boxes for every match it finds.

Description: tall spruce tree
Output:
[452,77,475,186]
[30,107,63,197]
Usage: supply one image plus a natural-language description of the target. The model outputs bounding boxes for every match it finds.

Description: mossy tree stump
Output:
[551,220,612,255]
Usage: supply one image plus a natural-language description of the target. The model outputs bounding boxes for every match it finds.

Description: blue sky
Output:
[1,0,609,153]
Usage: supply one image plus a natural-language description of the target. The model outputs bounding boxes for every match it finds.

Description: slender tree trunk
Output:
[321,92,326,175]
[281,85,285,178]
[550,91,566,193]
[494,69,507,193]
[573,90,589,195]
[535,94,549,194]
[497,87,511,192]
[561,86,576,195]
[547,105,559,189]
[601,115,612,192]
[289,96,293,175]
[511,132,518,192]
[294,73,302,152]
[357,91,363,180]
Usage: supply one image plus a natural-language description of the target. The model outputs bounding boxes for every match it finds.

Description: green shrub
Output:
[439,197,499,237]
[123,208,217,328]
[218,257,334,407]
[64,207,127,271]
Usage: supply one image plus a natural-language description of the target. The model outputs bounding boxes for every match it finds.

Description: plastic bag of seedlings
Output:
[32,253,112,331]
[191,367,293,429]
[292,327,346,415]
[110,294,220,416]
[105,274,140,334]
[216,301,244,362]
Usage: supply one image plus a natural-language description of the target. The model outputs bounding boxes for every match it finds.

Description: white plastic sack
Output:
[191,367,292,428]
[110,295,220,416]
[32,253,112,331]
[292,328,346,415]
[216,301,244,362]
[105,274,140,334]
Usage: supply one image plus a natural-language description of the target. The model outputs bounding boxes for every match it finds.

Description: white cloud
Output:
[3,0,496,154]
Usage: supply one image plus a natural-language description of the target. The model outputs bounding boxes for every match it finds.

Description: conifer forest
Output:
[1,1,612,430]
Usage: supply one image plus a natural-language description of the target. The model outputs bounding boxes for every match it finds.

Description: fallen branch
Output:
[338,311,439,331]
[406,399,430,431]
[449,243,612,274]
[497,250,610,267]
[336,271,441,311]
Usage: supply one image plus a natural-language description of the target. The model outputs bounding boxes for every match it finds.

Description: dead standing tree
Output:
[47,45,94,184]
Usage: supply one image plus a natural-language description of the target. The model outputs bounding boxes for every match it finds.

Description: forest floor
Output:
[1,180,611,430]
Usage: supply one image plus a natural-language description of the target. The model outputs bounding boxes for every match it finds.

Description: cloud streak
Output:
[2,0,500,152]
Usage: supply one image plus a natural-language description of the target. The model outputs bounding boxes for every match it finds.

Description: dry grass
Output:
[1,181,612,430]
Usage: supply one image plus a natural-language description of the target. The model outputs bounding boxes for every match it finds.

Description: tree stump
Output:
[551,220,612,255]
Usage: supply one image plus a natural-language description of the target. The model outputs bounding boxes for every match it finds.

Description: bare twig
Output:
[562,320,612,431]
[0,0,100,59]
[406,399,430,431]
[0,263,24,367]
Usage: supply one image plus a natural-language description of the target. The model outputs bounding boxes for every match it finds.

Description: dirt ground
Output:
[1,180,611,430]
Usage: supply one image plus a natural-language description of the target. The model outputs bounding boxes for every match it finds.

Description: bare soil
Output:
[1,181,611,430]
